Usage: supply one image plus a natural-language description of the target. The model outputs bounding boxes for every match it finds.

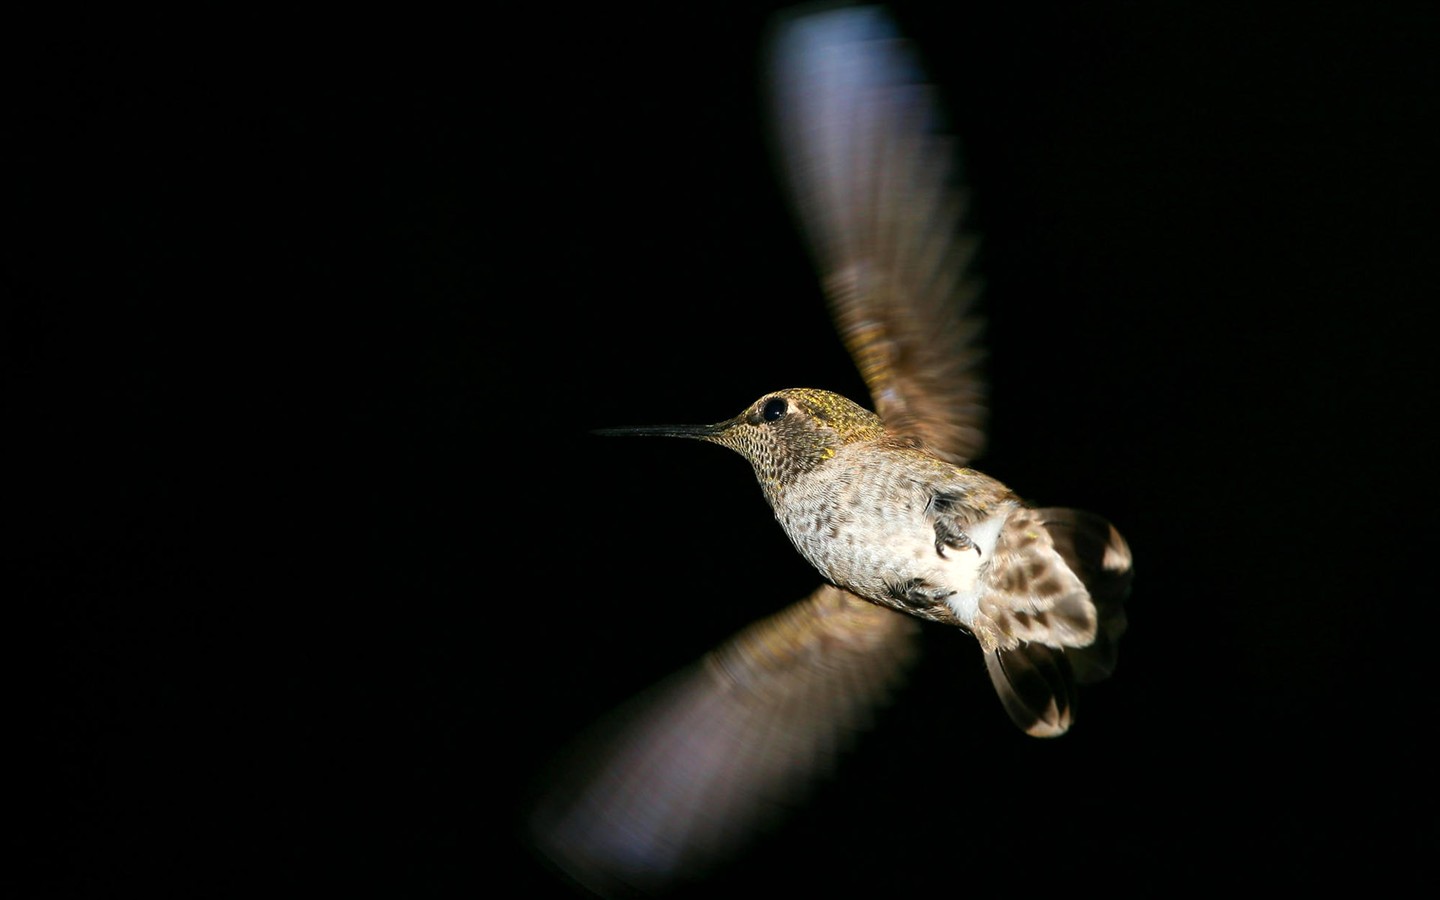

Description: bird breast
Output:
[770,449,1009,629]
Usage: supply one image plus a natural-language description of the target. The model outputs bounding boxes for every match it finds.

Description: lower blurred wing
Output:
[528,586,921,897]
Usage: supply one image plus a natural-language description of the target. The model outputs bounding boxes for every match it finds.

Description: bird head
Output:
[597,388,886,490]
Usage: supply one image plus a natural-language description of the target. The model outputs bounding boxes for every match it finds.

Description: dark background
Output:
[10,1,1438,896]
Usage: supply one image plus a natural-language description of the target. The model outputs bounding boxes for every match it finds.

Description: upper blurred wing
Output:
[769,5,987,465]
[528,586,920,897]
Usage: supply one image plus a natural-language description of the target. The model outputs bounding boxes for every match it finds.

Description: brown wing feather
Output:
[769,7,987,464]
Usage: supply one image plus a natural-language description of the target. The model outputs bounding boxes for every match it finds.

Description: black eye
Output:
[762,397,788,421]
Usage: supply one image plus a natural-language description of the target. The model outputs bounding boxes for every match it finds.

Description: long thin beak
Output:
[592,422,729,440]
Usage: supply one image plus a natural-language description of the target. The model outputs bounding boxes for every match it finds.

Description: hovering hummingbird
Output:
[530,5,1133,895]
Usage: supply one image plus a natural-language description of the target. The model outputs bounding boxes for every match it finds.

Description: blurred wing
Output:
[769,5,987,465]
[528,586,920,897]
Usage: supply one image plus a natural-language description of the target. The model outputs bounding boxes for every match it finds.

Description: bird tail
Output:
[1037,507,1133,684]
[984,508,1133,737]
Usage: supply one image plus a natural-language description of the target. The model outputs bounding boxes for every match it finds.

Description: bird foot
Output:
[934,522,981,558]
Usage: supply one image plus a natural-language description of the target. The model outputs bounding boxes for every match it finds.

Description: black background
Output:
[11,1,1439,896]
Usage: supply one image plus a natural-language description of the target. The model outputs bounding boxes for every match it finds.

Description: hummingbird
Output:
[530,5,1133,895]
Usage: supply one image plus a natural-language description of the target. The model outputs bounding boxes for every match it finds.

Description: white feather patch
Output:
[942,513,1006,624]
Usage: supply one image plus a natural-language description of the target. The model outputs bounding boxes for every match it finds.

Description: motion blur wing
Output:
[770,4,987,464]
[529,586,920,895]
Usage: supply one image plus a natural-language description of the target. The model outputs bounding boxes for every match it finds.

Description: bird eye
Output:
[762,397,788,421]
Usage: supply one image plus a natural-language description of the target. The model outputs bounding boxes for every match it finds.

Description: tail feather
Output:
[984,644,1075,738]
[984,507,1133,736]
[1036,507,1133,684]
